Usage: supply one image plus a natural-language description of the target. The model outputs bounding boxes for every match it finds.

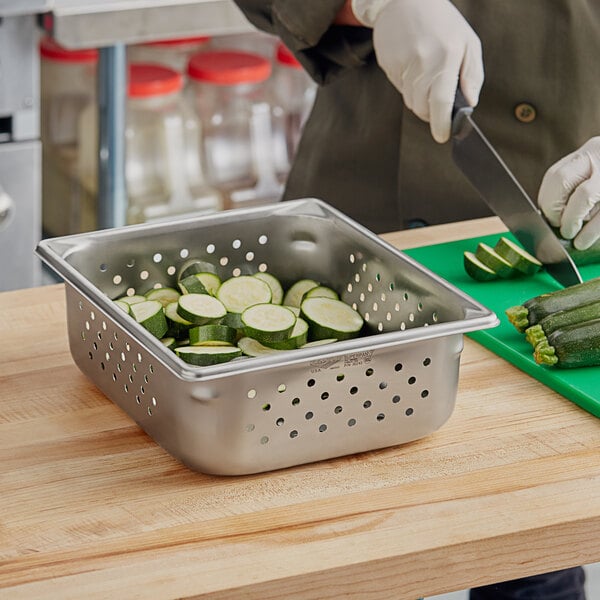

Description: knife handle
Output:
[452,87,474,138]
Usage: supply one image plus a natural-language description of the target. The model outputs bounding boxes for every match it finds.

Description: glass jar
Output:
[185,49,283,209]
[127,35,211,74]
[270,42,317,182]
[78,63,222,226]
[40,36,98,236]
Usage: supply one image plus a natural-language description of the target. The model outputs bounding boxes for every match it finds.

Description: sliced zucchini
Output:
[160,336,177,350]
[253,272,284,304]
[300,297,364,341]
[219,312,244,330]
[283,279,319,308]
[188,324,237,346]
[303,285,339,301]
[194,272,221,296]
[116,294,146,306]
[164,301,194,338]
[130,300,169,339]
[177,293,227,325]
[216,275,272,314]
[494,237,542,275]
[300,338,338,348]
[237,336,287,357]
[175,345,242,366]
[178,274,208,295]
[463,251,498,282]
[241,303,297,344]
[474,242,514,278]
[533,318,600,368]
[114,300,131,314]
[145,287,181,307]
[264,317,309,349]
[177,258,218,281]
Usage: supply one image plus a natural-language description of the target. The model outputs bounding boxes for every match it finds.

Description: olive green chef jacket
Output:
[234,0,600,234]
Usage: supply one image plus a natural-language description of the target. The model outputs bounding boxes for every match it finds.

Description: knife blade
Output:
[451,89,582,288]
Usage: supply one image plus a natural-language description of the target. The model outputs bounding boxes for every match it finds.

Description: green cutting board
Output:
[404,233,600,418]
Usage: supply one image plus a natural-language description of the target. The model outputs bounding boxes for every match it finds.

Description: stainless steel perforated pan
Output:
[36,198,498,474]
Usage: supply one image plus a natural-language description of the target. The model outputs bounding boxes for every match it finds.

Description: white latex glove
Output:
[538,136,600,250]
[352,0,484,143]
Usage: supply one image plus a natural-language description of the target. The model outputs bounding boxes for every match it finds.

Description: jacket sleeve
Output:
[232,0,375,84]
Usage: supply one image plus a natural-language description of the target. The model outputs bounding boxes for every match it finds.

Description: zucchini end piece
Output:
[533,340,559,366]
[524,324,547,348]
[505,305,530,333]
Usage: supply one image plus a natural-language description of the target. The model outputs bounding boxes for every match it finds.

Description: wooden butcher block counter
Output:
[1,217,599,600]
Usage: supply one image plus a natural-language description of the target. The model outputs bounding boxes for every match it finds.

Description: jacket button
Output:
[514,102,537,123]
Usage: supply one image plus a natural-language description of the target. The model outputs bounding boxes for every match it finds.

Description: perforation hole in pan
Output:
[78,299,159,417]
[242,359,434,446]
[344,252,440,333]
[98,232,276,299]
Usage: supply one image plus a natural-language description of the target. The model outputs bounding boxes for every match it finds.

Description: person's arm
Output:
[332,1,362,26]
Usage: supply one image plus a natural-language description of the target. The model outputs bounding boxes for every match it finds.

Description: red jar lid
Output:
[39,36,98,63]
[276,42,302,70]
[187,50,272,85]
[128,64,183,97]
[141,35,211,48]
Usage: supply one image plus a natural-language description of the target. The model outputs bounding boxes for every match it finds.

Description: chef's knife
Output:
[451,89,582,288]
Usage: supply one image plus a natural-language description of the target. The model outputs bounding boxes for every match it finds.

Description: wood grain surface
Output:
[1,217,599,600]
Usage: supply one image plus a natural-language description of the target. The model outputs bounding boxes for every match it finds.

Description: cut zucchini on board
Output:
[464,251,498,282]
[129,300,169,338]
[301,297,364,341]
[475,243,514,278]
[494,237,542,275]
[241,303,297,344]
[464,237,543,281]
[177,293,227,325]
[217,275,272,314]
[175,345,242,366]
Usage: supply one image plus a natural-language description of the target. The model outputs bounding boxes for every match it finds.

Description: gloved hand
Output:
[538,137,600,250]
[351,0,484,143]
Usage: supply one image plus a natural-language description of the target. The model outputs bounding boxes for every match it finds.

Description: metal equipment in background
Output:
[0,12,42,291]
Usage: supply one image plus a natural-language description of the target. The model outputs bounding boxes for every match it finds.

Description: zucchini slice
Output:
[114,299,131,314]
[264,317,309,349]
[237,336,287,357]
[463,251,498,282]
[178,274,208,295]
[475,242,515,278]
[300,297,364,341]
[253,272,284,305]
[177,258,218,281]
[116,294,146,306]
[494,237,542,275]
[188,324,237,346]
[216,275,272,314]
[145,287,181,307]
[130,300,169,339]
[175,345,242,366]
[283,279,319,308]
[303,285,340,301]
[241,303,297,344]
[177,293,227,325]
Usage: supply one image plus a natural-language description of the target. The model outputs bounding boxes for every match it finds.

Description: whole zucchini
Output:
[552,228,600,266]
[525,299,600,347]
[505,277,600,333]
[533,318,600,368]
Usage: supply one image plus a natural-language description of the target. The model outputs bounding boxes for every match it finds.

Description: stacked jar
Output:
[78,63,222,225]
[40,36,98,236]
[270,42,317,183]
[185,50,283,209]
[127,35,211,75]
